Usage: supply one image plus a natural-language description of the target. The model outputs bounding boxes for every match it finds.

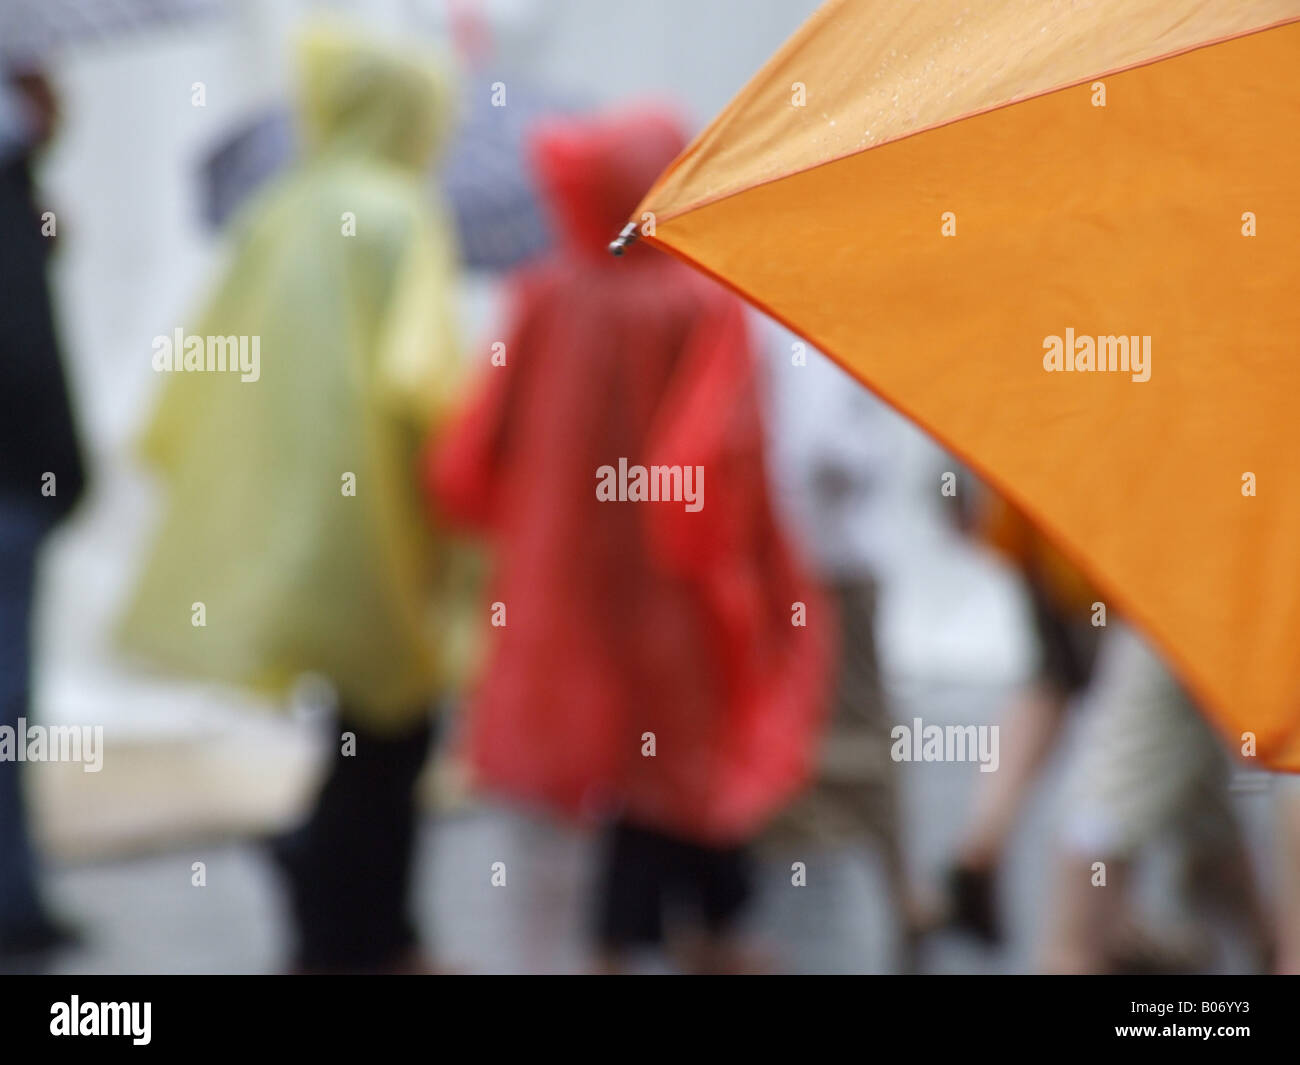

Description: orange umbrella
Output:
[627,1,1300,769]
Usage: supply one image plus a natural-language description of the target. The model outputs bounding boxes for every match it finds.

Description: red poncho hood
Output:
[531,106,687,261]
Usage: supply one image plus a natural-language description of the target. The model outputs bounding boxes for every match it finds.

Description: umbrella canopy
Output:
[632,1,1300,768]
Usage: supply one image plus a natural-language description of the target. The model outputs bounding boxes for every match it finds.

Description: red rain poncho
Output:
[427,107,833,845]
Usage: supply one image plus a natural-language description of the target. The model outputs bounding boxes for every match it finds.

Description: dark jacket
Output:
[0,152,85,526]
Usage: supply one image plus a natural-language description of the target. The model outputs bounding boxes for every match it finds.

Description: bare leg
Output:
[1040,852,1182,973]
[860,805,941,968]
[958,682,1067,872]
[1278,788,1300,973]
[1043,852,1124,972]
[944,683,1069,945]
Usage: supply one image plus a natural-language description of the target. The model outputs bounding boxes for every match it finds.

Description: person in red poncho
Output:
[426,106,833,972]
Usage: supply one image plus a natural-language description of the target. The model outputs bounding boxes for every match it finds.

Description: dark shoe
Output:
[264,824,421,973]
[945,865,1002,946]
[0,910,81,960]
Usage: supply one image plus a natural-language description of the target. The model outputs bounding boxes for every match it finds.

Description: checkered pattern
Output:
[1,0,222,65]
[204,79,583,273]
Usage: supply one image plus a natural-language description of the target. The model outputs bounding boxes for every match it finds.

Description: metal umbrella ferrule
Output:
[607,222,639,257]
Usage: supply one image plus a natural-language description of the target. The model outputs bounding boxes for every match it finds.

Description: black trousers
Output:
[270,713,433,970]
[595,819,753,949]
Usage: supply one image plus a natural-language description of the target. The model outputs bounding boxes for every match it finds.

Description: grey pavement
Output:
[8,680,1275,975]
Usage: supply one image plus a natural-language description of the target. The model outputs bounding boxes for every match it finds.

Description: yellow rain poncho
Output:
[117,25,469,728]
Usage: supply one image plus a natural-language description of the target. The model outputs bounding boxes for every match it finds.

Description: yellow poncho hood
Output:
[296,23,454,176]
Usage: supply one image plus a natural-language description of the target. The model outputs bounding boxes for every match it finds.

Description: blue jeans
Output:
[0,502,48,927]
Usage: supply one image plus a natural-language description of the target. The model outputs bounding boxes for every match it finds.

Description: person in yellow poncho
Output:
[116,23,467,972]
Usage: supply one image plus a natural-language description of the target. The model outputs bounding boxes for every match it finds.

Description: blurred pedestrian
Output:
[0,63,86,960]
[116,23,470,972]
[428,106,832,974]
[943,489,1102,945]
[1275,779,1300,973]
[1044,623,1272,973]
[758,327,934,968]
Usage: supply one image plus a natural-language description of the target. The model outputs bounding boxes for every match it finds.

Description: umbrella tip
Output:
[608,223,639,257]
